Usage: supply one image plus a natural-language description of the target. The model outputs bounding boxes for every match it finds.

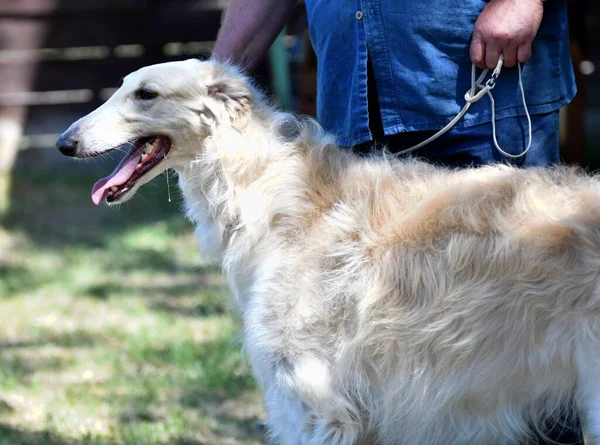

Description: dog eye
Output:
[135,88,159,101]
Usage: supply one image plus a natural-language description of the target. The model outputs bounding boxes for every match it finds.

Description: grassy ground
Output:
[0,164,264,445]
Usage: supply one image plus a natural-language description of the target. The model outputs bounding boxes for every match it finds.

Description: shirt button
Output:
[355,10,363,20]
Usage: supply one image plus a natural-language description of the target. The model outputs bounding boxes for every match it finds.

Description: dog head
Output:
[56,59,254,205]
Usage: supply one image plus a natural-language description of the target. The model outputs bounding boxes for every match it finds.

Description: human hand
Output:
[470,0,544,70]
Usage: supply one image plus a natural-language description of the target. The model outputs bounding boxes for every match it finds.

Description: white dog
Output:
[57,59,600,445]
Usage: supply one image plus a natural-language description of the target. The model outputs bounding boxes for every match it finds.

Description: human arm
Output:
[212,0,297,72]
[470,0,545,69]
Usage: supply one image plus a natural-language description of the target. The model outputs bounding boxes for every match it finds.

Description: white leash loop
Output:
[396,55,532,159]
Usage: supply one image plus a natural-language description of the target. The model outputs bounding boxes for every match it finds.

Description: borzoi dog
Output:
[57,59,600,445]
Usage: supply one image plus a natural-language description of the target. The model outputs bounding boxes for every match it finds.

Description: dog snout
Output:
[56,130,80,157]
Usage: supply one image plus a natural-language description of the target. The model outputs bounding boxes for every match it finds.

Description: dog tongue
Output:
[91,146,144,205]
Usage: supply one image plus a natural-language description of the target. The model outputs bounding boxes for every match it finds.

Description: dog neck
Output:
[177,112,289,267]
[176,110,348,307]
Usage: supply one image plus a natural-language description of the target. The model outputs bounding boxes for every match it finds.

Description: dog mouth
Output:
[91,135,172,205]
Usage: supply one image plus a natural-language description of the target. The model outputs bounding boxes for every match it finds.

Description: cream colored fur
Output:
[68,59,600,445]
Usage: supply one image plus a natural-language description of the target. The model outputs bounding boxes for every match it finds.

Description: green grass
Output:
[0,167,264,444]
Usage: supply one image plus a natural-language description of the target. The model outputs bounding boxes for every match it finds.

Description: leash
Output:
[396,55,532,159]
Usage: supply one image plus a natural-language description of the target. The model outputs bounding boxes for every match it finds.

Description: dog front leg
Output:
[263,385,313,445]
[577,354,600,444]
[264,355,362,445]
[264,389,361,445]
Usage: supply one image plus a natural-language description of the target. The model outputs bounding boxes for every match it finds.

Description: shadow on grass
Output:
[216,414,266,443]
[0,415,234,445]
[112,249,188,273]
[178,390,265,442]
[0,330,97,350]
[83,276,229,317]
[0,328,98,389]
[167,439,205,445]
[148,295,228,317]
[0,265,36,297]
[2,168,187,248]
[128,336,254,395]
[0,353,75,386]
[0,424,89,445]
[0,423,220,445]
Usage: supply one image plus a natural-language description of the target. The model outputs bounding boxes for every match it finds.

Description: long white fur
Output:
[68,58,600,445]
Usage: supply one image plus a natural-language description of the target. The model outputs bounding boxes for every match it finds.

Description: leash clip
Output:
[486,65,501,89]
[396,54,532,160]
[485,77,497,90]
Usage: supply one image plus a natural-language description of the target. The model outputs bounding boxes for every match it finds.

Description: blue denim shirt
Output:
[305,0,576,147]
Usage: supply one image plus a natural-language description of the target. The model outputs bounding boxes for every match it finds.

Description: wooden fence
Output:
[0,0,236,171]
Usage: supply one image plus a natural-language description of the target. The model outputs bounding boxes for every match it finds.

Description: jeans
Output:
[361,110,561,168]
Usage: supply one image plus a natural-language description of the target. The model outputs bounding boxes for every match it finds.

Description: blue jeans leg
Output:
[397,111,561,168]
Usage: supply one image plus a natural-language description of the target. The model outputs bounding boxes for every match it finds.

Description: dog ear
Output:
[207,77,251,131]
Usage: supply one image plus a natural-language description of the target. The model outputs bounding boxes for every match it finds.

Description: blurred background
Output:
[0,1,597,444]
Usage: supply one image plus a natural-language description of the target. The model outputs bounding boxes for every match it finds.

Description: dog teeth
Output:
[111,186,118,192]
[141,153,148,161]
[143,139,158,155]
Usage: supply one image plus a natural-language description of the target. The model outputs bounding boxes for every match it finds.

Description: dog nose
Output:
[56,132,79,157]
